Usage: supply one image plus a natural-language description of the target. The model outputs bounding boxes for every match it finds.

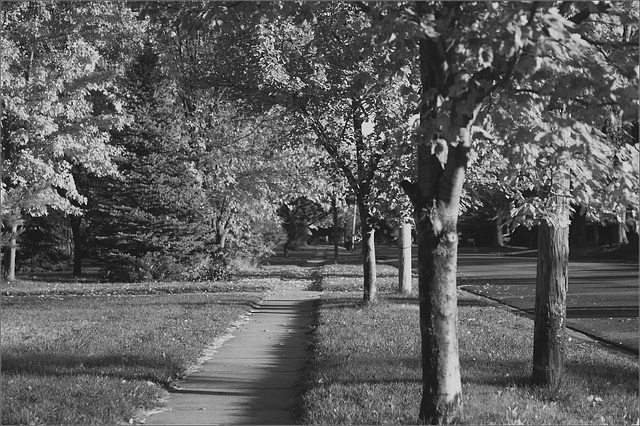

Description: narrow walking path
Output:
[145,290,321,425]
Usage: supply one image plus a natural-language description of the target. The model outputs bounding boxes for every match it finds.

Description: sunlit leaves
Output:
[1,2,137,224]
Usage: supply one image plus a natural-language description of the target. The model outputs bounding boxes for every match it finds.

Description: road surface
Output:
[273,244,638,355]
[457,253,638,355]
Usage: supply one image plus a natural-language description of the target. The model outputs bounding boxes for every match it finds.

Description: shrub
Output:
[102,252,229,283]
[180,253,229,282]
[101,253,149,282]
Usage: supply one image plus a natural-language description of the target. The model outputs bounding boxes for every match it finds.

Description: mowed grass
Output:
[301,264,639,425]
[0,272,307,425]
[314,263,411,294]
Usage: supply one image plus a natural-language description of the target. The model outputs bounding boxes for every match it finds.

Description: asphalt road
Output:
[456,253,639,355]
[273,244,638,355]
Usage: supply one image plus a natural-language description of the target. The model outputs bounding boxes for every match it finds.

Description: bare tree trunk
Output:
[401,24,475,422]
[362,227,377,303]
[70,216,83,277]
[350,202,357,250]
[532,219,569,387]
[415,203,463,423]
[218,229,229,251]
[359,203,377,303]
[493,218,505,246]
[404,130,468,424]
[532,175,570,388]
[332,196,339,262]
[616,209,629,245]
[398,219,412,294]
[7,223,18,282]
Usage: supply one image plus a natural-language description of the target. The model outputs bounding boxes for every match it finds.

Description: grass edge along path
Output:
[1,268,314,425]
[299,264,639,425]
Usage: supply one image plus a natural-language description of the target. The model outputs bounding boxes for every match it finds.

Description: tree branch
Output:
[400,180,418,206]
[568,2,611,25]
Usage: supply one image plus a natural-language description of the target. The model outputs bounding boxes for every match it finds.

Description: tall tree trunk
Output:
[333,196,339,262]
[493,217,505,246]
[359,202,377,303]
[398,219,412,294]
[404,129,469,423]
[218,229,229,251]
[414,188,464,424]
[7,223,18,282]
[350,202,357,250]
[592,223,600,246]
[532,176,570,388]
[70,216,83,277]
[404,27,476,422]
[616,209,629,245]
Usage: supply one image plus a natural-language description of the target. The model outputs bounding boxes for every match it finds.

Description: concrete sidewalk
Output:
[145,290,321,425]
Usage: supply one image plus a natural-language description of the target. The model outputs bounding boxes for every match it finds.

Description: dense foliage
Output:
[1,2,637,423]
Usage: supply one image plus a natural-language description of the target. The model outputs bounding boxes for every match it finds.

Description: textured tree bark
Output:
[532,173,570,388]
[70,216,83,277]
[398,219,412,294]
[359,202,377,303]
[7,224,18,282]
[333,196,339,262]
[410,22,468,423]
[413,159,465,423]
[416,209,463,424]
[409,125,468,425]
[532,218,569,387]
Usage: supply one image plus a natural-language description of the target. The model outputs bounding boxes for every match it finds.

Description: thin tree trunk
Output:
[532,175,570,388]
[359,202,377,303]
[350,202,357,250]
[7,223,18,282]
[398,219,412,294]
[362,226,377,303]
[616,210,629,245]
[70,216,83,277]
[592,224,600,246]
[218,229,229,250]
[332,196,339,262]
[493,218,505,246]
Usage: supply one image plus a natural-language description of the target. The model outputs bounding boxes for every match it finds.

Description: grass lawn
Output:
[3,259,637,425]
[301,264,639,425]
[1,267,310,425]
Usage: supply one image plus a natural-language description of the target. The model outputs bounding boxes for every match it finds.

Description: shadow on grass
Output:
[317,297,366,310]
[334,377,422,386]
[384,295,419,304]
[460,356,531,386]
[460,354,638,398]
[1,351,181,387]
[564,357,638,387]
